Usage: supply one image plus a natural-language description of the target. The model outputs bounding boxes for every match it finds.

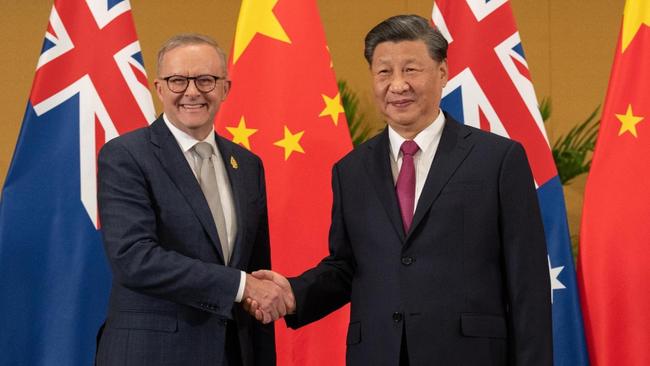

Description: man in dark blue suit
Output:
[249,15,552,365]
[96,34,290,366]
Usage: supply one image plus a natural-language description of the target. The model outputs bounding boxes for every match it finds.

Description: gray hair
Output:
[156,33,228,77]
[364,14,448,65]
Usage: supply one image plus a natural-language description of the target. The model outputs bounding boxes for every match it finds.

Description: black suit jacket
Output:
[96,117,275,366]
[286,115,552,365]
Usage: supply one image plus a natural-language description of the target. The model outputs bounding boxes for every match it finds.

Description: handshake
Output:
[242,270,295,324]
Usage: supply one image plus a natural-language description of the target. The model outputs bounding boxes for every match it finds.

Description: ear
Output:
[221,80,231,101]
[154,79,164,102]
[439,60,448,87]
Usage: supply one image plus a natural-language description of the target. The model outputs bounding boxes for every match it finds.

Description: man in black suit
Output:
[96,34,290,366]
[249,15,552,365]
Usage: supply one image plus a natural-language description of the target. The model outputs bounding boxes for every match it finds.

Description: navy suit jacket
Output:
[96,117,275,366]
[286,115,552,365]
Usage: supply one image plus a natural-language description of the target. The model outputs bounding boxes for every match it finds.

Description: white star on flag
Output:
[548,256,566,303]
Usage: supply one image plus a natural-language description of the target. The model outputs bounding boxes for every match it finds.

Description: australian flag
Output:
[0,1,154,365]
[432,1,589,365]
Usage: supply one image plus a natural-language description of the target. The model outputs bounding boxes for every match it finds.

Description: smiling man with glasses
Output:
[95,33,286,366]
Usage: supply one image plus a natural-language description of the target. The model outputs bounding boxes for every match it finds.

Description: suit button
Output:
[393,312,403,322]
[401,256,414,265]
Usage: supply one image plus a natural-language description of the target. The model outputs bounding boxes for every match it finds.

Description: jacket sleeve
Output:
[285,163,354,328]
[499,141,553,365]
[97,139,241,318]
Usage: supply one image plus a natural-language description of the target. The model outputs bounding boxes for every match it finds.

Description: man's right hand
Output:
[242,270,295,323]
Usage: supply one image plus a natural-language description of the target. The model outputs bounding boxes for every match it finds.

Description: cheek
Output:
[372,83,387,101]
[206,94,223,108]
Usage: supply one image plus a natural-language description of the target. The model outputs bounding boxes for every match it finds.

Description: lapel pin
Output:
[230,156,239,169]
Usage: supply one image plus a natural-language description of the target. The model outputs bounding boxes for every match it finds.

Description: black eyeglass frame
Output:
[161,74,229,93]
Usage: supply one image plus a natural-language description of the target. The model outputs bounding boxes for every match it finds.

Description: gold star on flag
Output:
[233,0,291,64]
[319,93,345,126]
[616,104,644,137]
[274,125,305,160]
[226,116,258,150]
[621,0,650,52]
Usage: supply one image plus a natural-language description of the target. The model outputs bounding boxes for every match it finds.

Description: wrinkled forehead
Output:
[371,40,432,65]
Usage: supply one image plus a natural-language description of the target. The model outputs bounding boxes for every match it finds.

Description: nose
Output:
[388,73,410,93]
[184,79,201,96]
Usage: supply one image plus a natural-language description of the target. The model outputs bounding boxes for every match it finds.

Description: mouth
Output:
[388,99,414,108]
[180,103,207,111]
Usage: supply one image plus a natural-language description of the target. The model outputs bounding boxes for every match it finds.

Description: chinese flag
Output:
[578,1,650,365]
[215,0,351,364]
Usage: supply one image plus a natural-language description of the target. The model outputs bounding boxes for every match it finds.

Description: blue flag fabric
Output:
[432,1,589,365]
[0,1,153,364]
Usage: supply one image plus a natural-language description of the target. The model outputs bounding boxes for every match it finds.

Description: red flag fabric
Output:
[578,1,650,365]
[215,0,351,364]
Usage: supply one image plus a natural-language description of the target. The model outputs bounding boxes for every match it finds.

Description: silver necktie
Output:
[193,142,230,264]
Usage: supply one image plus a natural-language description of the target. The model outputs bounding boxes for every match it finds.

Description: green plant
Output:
[539,97,552,122]
[550,106,600,185]
[540,98,600,185]
[338,80,375,146]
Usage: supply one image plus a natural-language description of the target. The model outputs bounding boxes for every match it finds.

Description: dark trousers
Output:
[225,320,243,366]
[400,325,410,366]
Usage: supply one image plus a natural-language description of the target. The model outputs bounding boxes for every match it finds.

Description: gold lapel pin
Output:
[230,156,239,169]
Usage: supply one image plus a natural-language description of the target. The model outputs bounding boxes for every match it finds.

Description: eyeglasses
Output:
[161,74,227,93]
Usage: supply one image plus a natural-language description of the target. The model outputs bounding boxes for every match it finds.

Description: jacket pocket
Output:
[460,313,507,339]
[346,321,361,345]
[110,311,178,333]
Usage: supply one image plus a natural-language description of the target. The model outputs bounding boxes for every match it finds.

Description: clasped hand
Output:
[242,270,295,324]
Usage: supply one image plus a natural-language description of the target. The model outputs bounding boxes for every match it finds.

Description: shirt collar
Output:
[388,111,446,162]
[163,113,218,154]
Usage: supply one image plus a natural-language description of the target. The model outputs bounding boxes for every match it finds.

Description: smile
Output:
[180,104,207,110]
[389,99,414,108]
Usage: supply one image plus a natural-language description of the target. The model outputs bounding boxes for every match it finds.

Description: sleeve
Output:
[285,163,355,329]
[498,142,553,366]
[97,139,241,318]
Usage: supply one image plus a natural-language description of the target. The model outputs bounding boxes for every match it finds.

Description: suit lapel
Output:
[365,129,406,241]
[149,119,224,261]
[406,117,474,242]
[215,135,247,269]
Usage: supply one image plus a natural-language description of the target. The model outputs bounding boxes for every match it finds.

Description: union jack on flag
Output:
[432,1,589,365]
[0,1,153,365]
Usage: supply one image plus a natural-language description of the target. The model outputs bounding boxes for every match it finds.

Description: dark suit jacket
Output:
[286,115,552,365]
[96,117,275,366]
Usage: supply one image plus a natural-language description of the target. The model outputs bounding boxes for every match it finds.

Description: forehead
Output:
[159,44,224,74]
[371,40,431,65]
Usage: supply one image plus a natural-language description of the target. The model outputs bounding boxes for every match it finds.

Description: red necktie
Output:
[396,140,419,233]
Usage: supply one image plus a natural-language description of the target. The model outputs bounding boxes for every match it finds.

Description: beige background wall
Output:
[0,0,625,238]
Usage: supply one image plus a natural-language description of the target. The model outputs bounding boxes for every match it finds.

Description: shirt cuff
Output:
[235,270,246,303]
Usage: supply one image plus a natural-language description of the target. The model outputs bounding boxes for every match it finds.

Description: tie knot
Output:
[400,140,419,156]
[194,142,214,160]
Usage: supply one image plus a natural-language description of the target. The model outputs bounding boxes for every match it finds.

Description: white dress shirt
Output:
[163,115,246,302]
[388,111,446,213]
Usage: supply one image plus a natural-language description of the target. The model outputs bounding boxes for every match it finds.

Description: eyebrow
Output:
[373,57,421,66]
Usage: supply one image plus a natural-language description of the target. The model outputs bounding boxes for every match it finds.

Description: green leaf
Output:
[338,80,378,146]
[548,104,601,185]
